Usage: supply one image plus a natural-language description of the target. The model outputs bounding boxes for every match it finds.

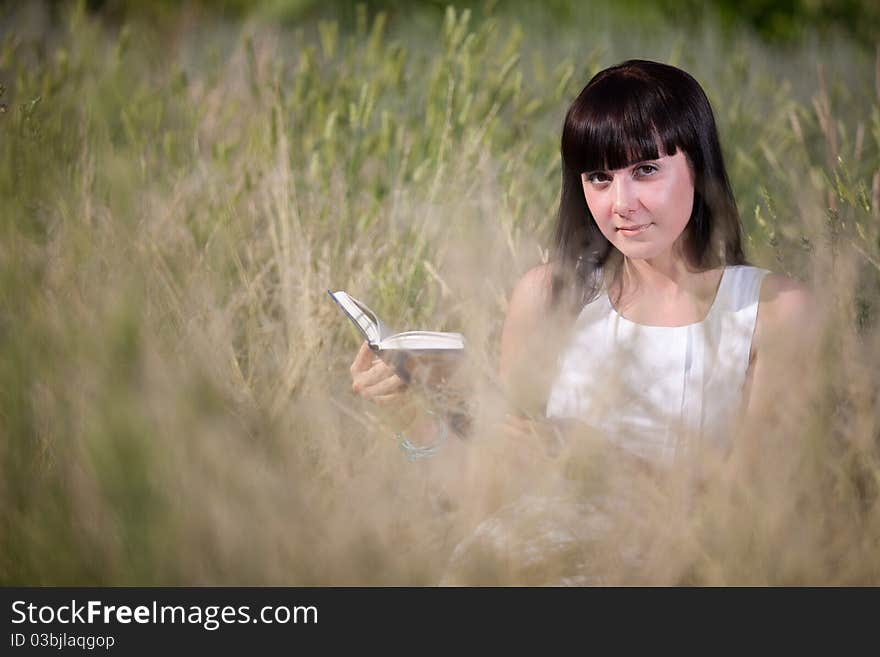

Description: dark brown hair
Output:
[551,59,746,313]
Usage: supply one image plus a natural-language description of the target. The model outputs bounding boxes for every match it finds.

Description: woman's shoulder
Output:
[758,271,813,316]
[723,265,812,310]
[507,263,555,319]
[499,263,558,384]
[753,270,815,350]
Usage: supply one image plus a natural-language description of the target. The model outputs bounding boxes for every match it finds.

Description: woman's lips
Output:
[617,223,652,236]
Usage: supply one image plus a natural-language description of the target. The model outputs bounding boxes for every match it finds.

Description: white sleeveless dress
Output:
[440,265,770,585]
[545,265,770,466]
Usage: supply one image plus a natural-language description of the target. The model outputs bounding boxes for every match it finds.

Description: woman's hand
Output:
[350,341,409,406]
[351,341,454,448]
[497,413,567,459]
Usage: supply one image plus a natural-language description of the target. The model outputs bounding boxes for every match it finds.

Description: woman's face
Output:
[581,148,695,262]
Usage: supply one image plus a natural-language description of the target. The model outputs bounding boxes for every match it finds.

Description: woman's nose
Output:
[611,177,637,216]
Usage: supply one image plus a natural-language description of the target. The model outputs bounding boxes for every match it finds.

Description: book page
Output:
[327,291,396,345]
[378,330,465,352]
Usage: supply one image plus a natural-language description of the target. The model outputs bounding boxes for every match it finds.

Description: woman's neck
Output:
[610,253,724,325]
[621,253,699,296]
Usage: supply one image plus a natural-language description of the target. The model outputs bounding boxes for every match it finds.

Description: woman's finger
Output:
[354,360,400,390]
[373,392,406,406]
[350,341,374,375]
[503,413,533,432]
[498,414,549,442]
[500,423,531,441]
[359,373,407,398]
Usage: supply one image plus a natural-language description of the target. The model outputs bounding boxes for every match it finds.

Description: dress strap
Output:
[714,265,771,313]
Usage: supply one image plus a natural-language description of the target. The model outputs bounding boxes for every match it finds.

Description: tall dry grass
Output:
[0,1,878,584]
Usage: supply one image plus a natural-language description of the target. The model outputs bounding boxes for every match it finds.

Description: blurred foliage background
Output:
[1,0,878,584]
[62,0,880,47]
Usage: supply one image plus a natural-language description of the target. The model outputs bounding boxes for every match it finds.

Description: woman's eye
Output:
[585,172,610,184]
[634,164,658,177]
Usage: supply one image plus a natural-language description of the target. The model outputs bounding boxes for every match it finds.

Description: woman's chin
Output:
[613,242,668,261]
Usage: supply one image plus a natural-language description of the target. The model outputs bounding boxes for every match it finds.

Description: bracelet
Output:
[396,410,448,461]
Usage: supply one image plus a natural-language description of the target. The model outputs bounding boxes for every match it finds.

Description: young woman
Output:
[350,59,813,471]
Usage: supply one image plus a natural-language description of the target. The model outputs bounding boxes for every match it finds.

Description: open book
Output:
[327,290,465,353]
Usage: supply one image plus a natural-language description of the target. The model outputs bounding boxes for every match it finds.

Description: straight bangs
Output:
[561,74,684,174]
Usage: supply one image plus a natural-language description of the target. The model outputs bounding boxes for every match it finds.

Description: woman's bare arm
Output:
[739,273,819,466]
[499,263,557,409]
